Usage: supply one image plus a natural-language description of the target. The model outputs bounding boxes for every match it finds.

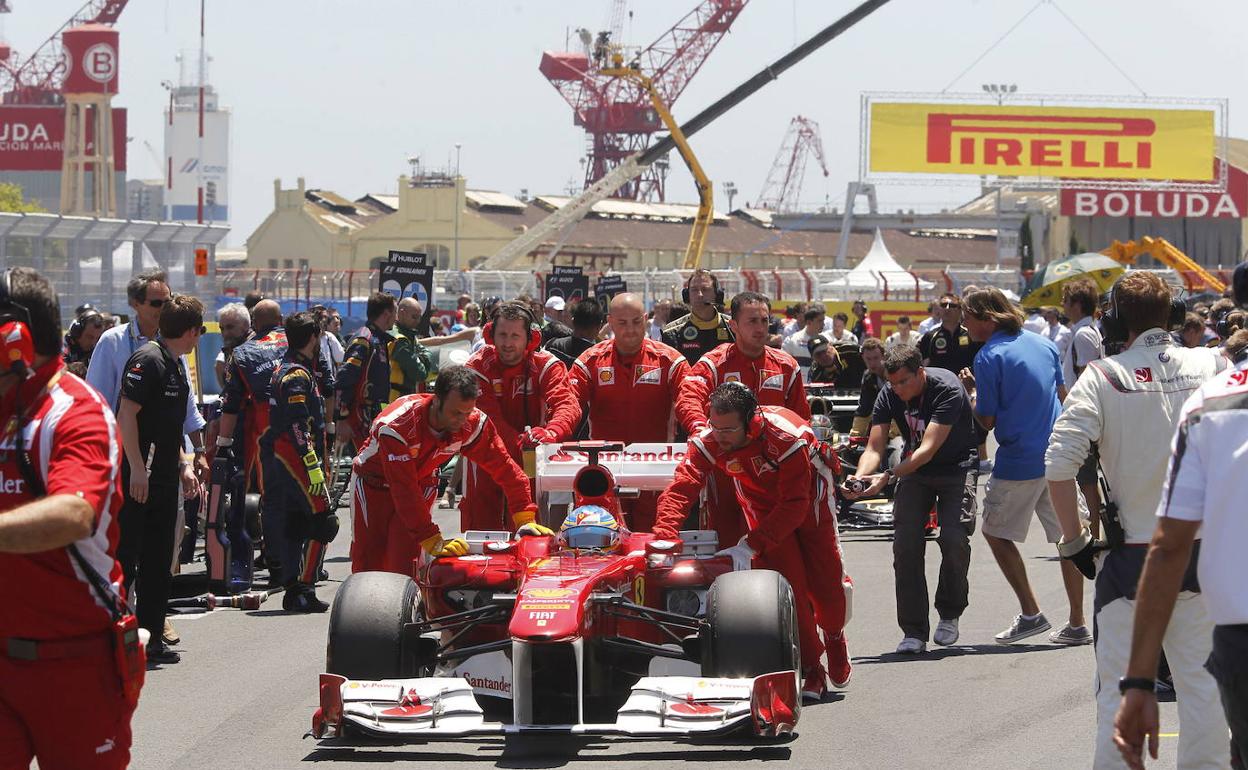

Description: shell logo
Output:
[525,588,574,599]
[724,459,744,474]
[598,367,615,385]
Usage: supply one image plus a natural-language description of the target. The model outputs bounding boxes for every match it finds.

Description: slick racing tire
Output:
[701,569,799,678]
[326,571,420,680]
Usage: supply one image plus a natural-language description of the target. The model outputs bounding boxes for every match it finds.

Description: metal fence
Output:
[212,265,1025,315]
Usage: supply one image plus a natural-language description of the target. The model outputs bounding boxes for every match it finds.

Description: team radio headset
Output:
[0,269,147,702]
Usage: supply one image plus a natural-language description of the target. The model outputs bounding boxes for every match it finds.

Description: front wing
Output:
[312,672,799,741]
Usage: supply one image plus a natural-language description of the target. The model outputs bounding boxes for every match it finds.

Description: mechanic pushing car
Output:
[335,291,397,446]
[350,366,541,573]
[655,382,852,701]
[568,292,688,532]
[259,312,338,613]
[461,301,581,531]
[675,291,811,546]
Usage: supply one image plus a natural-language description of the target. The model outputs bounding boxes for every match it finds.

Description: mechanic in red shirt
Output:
[0,268,138,770]
[674,291,811,545]
[461,301,581,531]
[568,293,687,532]
[351,365,541,573]
[655,383,852,701]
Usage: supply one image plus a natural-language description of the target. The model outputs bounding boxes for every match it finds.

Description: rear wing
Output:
[534,443,687,499]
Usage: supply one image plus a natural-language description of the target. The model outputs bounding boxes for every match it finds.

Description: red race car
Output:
[312,442,801,742]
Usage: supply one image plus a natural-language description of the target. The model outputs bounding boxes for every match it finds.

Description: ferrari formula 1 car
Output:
[312,442,801,742]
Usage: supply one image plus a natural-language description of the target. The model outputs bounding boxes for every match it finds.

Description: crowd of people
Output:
[2,261,1247,769]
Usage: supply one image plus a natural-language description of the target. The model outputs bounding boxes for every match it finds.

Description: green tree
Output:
[0,182,45,213]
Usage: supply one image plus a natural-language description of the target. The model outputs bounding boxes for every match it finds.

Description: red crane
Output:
[0,0,130,104]
[539,0,748,202]
[755,115,829,213]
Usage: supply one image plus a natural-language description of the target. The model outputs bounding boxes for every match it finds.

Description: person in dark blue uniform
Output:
[334,291,396,444]
[259,311,336,613]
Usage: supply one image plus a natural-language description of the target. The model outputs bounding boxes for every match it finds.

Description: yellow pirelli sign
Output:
[868,102,1215,181]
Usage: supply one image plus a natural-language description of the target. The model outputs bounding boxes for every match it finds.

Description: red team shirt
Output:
[675,343,811,433]
[568,338,688,443]
[464,346,581,453]
[655,406,815,554]
[0,360,124,639]
[353,393,534,545]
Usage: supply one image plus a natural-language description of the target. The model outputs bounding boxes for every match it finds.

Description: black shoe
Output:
[146,643,181,665]
[283,585,329,613]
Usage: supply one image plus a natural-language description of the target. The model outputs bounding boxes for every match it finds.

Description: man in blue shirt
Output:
[87,270,207,459]
[960,288,1091,647]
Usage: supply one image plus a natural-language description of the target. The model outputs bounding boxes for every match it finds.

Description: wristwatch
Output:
[1118,676,1156,694]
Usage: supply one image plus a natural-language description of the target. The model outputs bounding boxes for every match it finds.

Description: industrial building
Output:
[244,173,998,273]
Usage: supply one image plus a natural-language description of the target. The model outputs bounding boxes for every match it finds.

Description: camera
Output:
[845,477,870,495]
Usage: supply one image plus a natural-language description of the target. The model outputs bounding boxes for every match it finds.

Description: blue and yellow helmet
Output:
[559,505,621,553]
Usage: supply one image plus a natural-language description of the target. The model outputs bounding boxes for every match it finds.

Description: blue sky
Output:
[4,0,1244,246]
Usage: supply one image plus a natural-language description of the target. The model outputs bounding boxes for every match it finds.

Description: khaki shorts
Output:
[981,476,1086,543]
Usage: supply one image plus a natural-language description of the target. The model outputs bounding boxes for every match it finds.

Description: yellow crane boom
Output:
[602,61,713,270]
[1102,236,1226,294]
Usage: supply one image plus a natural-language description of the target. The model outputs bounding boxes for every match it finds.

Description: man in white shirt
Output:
[1046,272,1229,770]
[782,302,827,380]
[1113,263,1248,770]
[918,301,942,334]
[1040,306,1072,362]
[1023,307,1048,335]
[885,316,917,349]
[647,299,672,342]
[828,312,858,346]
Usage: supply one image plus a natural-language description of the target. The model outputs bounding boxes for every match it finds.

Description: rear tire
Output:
[326,571,420,680]
[701,569,799,678]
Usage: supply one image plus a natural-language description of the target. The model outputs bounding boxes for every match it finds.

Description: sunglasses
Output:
[146,298,168,308]
[940,301,961,309]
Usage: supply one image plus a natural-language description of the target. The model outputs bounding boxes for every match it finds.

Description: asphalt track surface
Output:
[131,496,1189,769]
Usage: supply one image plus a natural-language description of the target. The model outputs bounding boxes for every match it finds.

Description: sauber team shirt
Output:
[0,360,125,639]
[120,339,190,483]
[1157,360,1248,626]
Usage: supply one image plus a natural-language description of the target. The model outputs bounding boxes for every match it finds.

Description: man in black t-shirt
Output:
[116,295,204,664]
[843,344,979,655]
[918,292,989,470]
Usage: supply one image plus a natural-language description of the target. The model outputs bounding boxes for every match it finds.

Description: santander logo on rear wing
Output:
[534,443,687,498]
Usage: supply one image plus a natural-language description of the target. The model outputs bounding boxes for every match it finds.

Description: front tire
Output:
[701,569,799,678]
[326,571,420,680]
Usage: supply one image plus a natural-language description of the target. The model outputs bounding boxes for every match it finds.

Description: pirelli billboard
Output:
[861,94,1226,191]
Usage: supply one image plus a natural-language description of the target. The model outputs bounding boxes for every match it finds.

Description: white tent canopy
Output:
[820,229,935,290]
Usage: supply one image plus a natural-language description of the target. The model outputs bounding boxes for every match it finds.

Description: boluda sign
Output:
[0,105,127,172]
[1060,161,1248,219]
[868,102,1215,181]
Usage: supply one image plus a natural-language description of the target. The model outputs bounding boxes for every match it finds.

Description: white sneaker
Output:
[933,618,960,646]
[895,637,927,654]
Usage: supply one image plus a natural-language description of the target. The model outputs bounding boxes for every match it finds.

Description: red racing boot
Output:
[826,631,852,688]
[801,666,828,704]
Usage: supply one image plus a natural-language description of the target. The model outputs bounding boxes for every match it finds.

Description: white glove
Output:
[714,536,756,572]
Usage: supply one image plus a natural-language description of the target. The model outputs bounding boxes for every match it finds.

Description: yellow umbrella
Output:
[1022,253,1124,309]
